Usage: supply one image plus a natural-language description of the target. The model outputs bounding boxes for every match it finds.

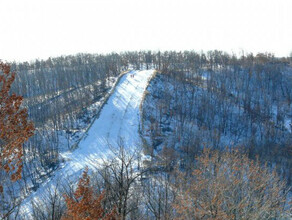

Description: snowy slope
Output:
[19,70,154,218]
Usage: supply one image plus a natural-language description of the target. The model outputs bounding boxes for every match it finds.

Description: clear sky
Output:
[1,0,291,62]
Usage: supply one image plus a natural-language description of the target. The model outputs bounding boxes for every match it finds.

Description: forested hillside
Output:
[142,52,292,184]
[1,50,292,219]
[9,53,129,195]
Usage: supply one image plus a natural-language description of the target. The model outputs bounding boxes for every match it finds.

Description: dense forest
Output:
[1,50,292,219]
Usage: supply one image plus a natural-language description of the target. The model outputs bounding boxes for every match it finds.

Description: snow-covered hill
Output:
[19,70,154,219]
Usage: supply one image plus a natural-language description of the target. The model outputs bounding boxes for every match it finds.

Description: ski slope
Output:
[20,70,154,218]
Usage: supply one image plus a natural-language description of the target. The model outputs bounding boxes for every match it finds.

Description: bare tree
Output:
[95,140,149,220]
[31,178,66,220]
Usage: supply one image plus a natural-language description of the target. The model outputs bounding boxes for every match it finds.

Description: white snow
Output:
[19,70,154,219]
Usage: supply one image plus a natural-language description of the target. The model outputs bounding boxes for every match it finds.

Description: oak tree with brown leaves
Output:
[0,62,34,218]
[173,149,291,220]
[62,168,117,220]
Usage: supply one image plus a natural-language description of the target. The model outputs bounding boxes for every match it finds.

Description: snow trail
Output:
[20,70,154,218]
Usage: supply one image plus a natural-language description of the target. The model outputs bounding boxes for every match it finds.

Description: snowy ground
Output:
[19,70,154,219]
